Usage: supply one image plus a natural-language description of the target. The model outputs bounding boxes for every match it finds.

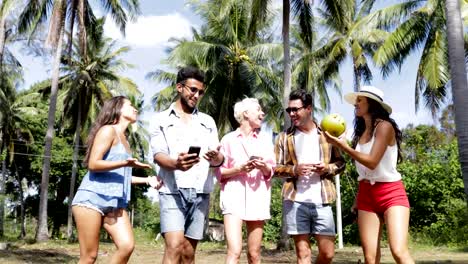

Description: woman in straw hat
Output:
[324,86,414,264]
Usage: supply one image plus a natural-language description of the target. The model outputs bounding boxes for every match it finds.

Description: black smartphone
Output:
[249,155,261,160]
[188,146,201,157]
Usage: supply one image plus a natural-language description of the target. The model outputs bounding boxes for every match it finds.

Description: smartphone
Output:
[249,155,261,160]
[188,146,201,157]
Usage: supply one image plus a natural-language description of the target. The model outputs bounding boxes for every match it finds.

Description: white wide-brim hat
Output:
[344,85,392,114]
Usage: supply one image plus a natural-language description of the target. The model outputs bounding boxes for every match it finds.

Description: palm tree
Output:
[0,90,40,238]
[126,95,150,161]
[47,17,139,239]
[148,0,282,134]
[444,0,468,198]
[18,0,140,241]
[372,0,468,116]
[318,0,388,92]
[249,0,314,125]
[290,24,341,116]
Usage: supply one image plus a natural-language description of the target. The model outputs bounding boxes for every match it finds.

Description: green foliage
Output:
[399,125,466,245]
[262,178,283,242]
[133,196,161,235]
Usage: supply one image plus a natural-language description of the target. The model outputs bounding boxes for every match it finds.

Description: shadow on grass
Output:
[0,248,77,264]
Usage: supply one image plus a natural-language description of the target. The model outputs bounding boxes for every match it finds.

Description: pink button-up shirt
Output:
[219,129,275,220]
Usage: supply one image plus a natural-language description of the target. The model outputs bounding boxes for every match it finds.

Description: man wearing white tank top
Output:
[274,89,345,264]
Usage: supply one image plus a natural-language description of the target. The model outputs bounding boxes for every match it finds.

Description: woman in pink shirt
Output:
[219,98,275,264]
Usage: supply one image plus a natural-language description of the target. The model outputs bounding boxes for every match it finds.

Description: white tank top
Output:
[355,134,401,184]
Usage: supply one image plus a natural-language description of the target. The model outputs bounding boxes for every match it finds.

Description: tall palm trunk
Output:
[352,57,361,92]
[67,94,82,240]
[0,9,7,240]
[282,0,291,124]
[77,0,87,59]
[14,165,26,238]
[444,0,468,199]
[277,0,292,251]
[0,14,6,68]
[0,157,6,237]
[36,3,67,242]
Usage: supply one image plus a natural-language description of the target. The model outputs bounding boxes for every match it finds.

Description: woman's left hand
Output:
[147,175,164,189]
[251,158,271,176]
[323,131,344,148]
[203,145,224,166]
[127,158,152,169]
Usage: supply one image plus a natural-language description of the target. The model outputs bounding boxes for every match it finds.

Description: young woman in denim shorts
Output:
[324,86,414,264]
[72,96,162,263]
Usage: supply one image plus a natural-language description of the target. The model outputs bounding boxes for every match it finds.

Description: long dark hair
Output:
[83,96,128,166]
[351,97,403,162]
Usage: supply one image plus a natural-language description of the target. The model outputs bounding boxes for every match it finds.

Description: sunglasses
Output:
[285,106,305,114]
[182,84,205,96]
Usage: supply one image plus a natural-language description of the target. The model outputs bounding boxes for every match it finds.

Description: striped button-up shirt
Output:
[273,124,345,204]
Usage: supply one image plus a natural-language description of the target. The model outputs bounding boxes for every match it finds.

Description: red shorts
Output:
[356,180,410,215]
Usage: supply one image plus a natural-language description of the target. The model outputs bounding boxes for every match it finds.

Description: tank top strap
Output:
[112,125,122,145]
[369,120,384,142]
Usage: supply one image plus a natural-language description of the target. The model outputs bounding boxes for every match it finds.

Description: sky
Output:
[14,0,438,132]
[10,0,444,200]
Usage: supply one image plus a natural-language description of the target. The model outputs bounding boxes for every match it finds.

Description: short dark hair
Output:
[176,66,205,84]
[289,89,312,107]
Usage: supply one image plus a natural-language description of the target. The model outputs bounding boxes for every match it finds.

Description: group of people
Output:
[71,66,415,264]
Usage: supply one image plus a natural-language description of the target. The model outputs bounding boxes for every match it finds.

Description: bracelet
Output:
[210,155,225,168]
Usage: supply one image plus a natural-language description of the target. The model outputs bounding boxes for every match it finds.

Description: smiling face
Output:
[354,96,370,117]
[177,78,205,111]
[287,99,312,129]
[244,104,265,129]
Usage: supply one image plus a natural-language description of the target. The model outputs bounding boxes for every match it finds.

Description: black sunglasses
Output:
[182,84,205,96]
[285,106,305,114]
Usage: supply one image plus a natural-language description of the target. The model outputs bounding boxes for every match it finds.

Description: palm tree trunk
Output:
[36,4,67,242]
[0,158,6,237]
[282,0,292,129]
[77,0,87,59]
[14,166,26,238]
[0,10,6,239]
[67,94,82,240]
[0,14,6,68]
[277,0,292,251]
[352,57,361,92]
[445,0,468,199]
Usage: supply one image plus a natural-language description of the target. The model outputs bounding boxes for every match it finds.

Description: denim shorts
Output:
[159,188,210,240]
[283,200,336,236]
[72,189,128,216]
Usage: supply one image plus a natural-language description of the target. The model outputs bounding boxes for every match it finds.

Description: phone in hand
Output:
[188,146,201,157]
[249,155,261,160]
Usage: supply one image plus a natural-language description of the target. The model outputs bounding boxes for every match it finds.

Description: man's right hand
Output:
[175,152,200,171]
[294,163,316,176]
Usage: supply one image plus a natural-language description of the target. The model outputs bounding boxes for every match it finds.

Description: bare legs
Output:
[224,214,264,264]
[73,207,134,264]
[162,231,199,264]
[292,234,334,264]
[358,206,414,264]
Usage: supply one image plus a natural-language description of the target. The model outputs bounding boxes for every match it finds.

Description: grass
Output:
[1,228,468,263]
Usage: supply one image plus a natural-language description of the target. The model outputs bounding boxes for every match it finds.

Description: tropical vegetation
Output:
[0,0,465,255]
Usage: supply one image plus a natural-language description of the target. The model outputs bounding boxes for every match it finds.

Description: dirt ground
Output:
[1,241,467,264]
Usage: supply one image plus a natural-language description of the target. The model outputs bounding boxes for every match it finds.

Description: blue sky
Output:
[15,0,437,133]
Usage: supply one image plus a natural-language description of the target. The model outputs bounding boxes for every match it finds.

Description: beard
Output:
[180,94,196,112]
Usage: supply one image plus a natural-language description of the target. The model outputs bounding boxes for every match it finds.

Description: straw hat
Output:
[344,86,392,114]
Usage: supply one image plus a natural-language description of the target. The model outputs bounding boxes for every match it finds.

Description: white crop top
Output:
[355,135,401,184]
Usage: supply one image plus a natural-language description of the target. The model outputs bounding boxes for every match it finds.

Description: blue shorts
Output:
[159,188,210,240]
[72,189,128,216]
[283,200,336,236]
